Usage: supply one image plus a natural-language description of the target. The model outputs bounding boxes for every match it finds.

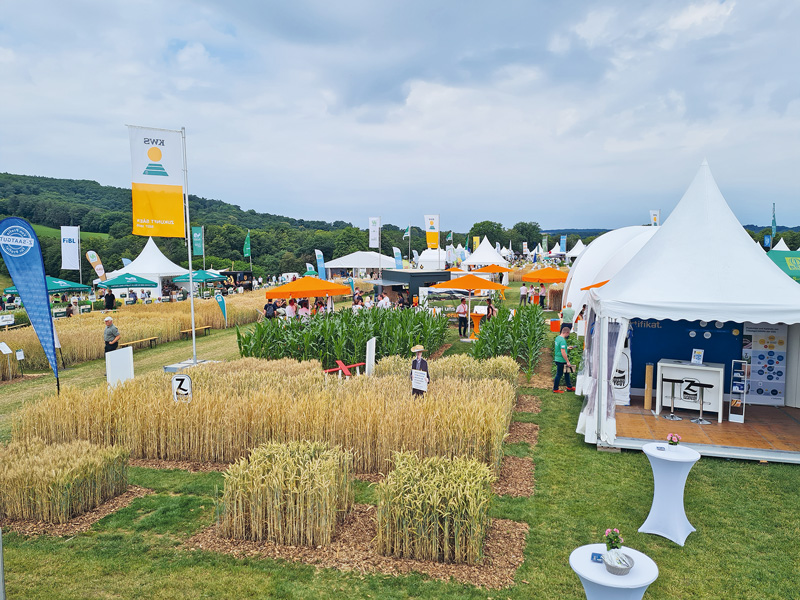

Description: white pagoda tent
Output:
[566,239,587,261]
[773,238,790,251]
[578,160,800,447]
[100,237,188,297]
[462,237,509,267]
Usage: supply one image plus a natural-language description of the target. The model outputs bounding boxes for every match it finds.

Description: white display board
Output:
[612,345,631,406]
[106,346,134,387]
[365,337,376,376]
[0,314,14,326]
[742,323,787,406]
[0,342,11,355]
[411,369,428,392]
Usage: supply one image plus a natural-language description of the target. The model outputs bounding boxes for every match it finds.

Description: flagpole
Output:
[78,229,83,286]
[181,127,198,365]
[407,223,411,268]
[202,225,206,271]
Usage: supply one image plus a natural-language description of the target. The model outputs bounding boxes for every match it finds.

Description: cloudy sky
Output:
[1,1,798,230]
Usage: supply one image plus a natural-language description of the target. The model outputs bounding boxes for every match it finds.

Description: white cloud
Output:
[547,34,570,55]
[572,9,617,48]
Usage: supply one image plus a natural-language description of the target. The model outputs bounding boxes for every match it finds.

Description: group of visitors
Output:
[262,297,330,320]
[518,283,546,307]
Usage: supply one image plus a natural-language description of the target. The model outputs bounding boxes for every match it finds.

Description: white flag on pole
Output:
[61,226,81,270]
[368,216,381,248]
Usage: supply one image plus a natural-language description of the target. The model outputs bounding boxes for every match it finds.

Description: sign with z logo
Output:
[171,374,192,403]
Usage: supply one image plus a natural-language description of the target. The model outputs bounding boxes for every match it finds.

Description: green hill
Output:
[31,223,109,240]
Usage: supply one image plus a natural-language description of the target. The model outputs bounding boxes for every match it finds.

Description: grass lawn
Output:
[2,316,799,598]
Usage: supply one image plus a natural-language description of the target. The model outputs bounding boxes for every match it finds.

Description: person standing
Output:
[103,316,121,353]
[104,290,116,310]
[539,284,546,308]
[485,298,498,321]
[553,324,574,393]
[560,302,576,331]
[263,299,276,319]
[285,298,297,318]
[519,283,528,306]
[410,344,430,397]
[456,298,469,337]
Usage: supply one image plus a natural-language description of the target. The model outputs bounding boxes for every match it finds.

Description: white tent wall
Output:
[578,161,800,446]
[417,248,447,270]
[786,324,800,409]
[325,251,395,277]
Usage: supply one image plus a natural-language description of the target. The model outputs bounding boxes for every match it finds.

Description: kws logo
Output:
[0,225,35,258]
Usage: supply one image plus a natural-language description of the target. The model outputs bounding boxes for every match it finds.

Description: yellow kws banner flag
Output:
[128,126,186,238]
[424,214,439,249]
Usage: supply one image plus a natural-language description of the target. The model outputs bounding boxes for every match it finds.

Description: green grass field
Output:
[30,223,109,241]
[1,305,798,598]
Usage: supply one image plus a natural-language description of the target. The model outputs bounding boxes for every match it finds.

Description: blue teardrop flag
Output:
[0,218,59,388]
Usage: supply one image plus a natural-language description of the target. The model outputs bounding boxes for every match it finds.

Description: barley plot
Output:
[375,452,493,565]
[218,441,353,546]
[0,439,129,523]
[15,358,514,474]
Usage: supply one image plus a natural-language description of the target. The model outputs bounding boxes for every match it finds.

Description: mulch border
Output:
[186,504,529,589]
[493,456,535,497]
[515,394,541,414]
[129,458,230,472]
[506,421,540,446]
[0,485,154,537]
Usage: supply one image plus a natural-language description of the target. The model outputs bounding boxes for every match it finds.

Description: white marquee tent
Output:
[417,248,447,270]
[325,251,395,276]
[565,239,587,260]
[773,238,790,251]
[462,237,509,267]
[578,160,800,446]
[100,237,188,297]
[562,227,658,311]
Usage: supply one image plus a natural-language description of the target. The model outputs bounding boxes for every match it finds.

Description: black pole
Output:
[59,347,67,370]
[56,376,60,395]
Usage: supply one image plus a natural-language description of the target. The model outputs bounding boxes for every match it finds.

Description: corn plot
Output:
[375,452,493,564]
[14,358,513,474]
[0,294,263,375]
[237,308,449,369]
[218,441,353,546]
[0,438,128,523]
[471,304,549,378]
[373,354,519,385]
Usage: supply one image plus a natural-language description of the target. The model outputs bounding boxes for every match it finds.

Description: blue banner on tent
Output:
[0,218,59,387]
[315,249,327,281]
[214,292,227,327]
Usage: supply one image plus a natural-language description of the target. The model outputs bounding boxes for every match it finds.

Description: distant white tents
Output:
[461,237,509,267]
[100,237,188,297]
[325,251,395,277]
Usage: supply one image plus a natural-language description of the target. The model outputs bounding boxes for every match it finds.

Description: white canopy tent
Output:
[461,236,509,267]
[417,248,447,270]
[562,227,658,311]
[325,251,395,276]
[565,239,586,260]
[100,237,188,297]
[500,246,511,257]
[578,161,800,446]
[773,238,790,251]
[548,242,564,256]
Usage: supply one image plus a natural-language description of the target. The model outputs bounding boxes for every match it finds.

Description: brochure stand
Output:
[729,359,747,423]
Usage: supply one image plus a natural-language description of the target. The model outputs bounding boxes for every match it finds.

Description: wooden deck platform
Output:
[612,399,800,462]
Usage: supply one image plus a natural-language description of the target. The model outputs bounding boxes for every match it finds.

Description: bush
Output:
[218,441,353,546]
[376,452,493,564]
[0,439,129,523]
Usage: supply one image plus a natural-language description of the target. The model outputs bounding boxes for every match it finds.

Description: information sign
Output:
[411,369,428,393]
[172,374,192,403]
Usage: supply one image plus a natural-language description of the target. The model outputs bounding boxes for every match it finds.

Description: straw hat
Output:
[411,345,425,353]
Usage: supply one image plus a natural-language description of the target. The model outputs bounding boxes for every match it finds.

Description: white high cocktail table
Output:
[569,544,658,600]
[639,442,700,546]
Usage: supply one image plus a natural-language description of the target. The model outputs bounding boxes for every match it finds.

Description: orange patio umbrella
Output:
[522,266,568,284]
[431,274,509,338]
[445,267,464,272]
[264,276,352,300]
[472,264,513,273]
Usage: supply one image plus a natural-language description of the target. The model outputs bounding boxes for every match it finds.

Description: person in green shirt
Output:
[553,324,574,393]
[560,302,576,331]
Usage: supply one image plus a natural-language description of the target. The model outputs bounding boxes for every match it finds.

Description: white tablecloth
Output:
[639,442,700,546]
[569,544,658,600]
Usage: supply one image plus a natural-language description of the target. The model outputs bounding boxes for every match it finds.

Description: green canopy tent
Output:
[4,276,90,295]
[768,250,800,283]
[97,274,159,289]
[172,270,227,284]
[303,269,318,276]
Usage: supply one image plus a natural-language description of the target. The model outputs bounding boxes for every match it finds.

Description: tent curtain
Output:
[575,313,629,444]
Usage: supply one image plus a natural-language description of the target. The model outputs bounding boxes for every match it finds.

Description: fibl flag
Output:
[128,126,185,238]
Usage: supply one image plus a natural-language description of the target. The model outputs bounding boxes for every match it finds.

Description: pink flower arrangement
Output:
[604,528,623,550]
[667,433,681,446]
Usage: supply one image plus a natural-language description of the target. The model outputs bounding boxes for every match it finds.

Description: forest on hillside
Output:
[0,173,562,281]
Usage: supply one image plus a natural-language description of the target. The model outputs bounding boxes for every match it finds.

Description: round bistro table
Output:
[569,544,658,600]
[638,442,700,546]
